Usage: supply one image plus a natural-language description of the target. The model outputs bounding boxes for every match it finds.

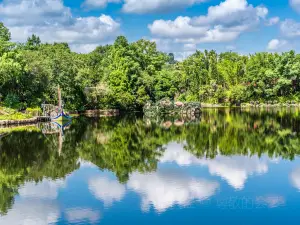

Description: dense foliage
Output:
[1,23,300,111]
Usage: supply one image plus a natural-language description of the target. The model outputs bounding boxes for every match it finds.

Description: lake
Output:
[0,108,300,225]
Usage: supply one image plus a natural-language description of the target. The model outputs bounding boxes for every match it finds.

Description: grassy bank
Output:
[0,107,41,121]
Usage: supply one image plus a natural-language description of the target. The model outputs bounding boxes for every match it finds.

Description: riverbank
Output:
[0,109,120,127]
[81,109,120,117]
[201,103,300,108]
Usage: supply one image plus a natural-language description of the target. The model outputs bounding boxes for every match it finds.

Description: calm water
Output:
[1,108,300,224]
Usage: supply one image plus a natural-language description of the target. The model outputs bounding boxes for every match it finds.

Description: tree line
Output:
[1,22,300,111]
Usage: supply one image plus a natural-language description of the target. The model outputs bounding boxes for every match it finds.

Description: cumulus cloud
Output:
[89,176,126,206]
[280,19,300,37]
[266,17,280,26]
[149,17,208,39]
[184,43,197,51]
[290,0,300,13]
[149,0,268,44]
[0,0,120,53]
[149,17,240,44]
[160,142,268,190]
[65,208,101,224]
[193,0,267,27]
[122,0,206,14]
[82,0,121,9]
[267,39,288,51]
[290,167,300,190]
[0,0,71,26]
[150,38,196,60]
[127,169,219,212]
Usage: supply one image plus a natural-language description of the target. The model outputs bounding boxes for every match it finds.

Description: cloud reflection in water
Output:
[161,142,268,189]
[89,176,126,207]
[290,167,300,190]
[127,169,219,212]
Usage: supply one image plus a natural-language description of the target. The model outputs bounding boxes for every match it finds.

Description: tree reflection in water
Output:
[0,108,300,214]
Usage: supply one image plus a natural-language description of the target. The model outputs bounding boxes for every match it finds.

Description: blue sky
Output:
[0,0,300,59]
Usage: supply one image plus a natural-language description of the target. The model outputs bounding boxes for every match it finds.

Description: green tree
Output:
[0,22,11,41]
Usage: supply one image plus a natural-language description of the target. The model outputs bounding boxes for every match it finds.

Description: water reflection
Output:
[65,208,101,224]
[0,200,60,225]
[89,176,126,207]
[161,142,269,189]
[127,169,219,212]
[19,179,66,200]
[0,109,300,224]
[290,167,300,191]
[256,195,285,208]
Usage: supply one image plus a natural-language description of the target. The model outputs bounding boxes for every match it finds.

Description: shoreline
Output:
[201,103,300,108]
[0,109,120,127]
[1,105,299,127]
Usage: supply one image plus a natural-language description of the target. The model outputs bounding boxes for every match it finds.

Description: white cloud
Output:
[266,17,280,26]
[0,0,120,53]
[160,142,268,190]
[82,0,121,9]
[290,0,300,13]
[149,17,208,39]
[193,0,267,27]
[149,0,268,44]
[267,39,288,51]
[184,43,197,51]
[89,176,126,206]
[127,169,219,212]
[280,19,300,37]
[65,208,101,224]
[290,167,300,190]
[0,0,71,26]
[151,38,195,60]
[19,179,66,200]
[122,0,206,14]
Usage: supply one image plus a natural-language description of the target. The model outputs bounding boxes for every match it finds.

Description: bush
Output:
[228,85,246,104]
[25,107,42,116]
[177,93,187,102]
[3,93,21,109]
[186,94,199,102]
[0,107,16,115]
[214,86,227,103]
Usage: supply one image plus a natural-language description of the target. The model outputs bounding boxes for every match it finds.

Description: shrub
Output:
[3,93,20,109]
[25,107,42,116]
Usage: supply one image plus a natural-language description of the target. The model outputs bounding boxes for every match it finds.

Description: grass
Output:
[0,112,33,121]
[0,106,37,121]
